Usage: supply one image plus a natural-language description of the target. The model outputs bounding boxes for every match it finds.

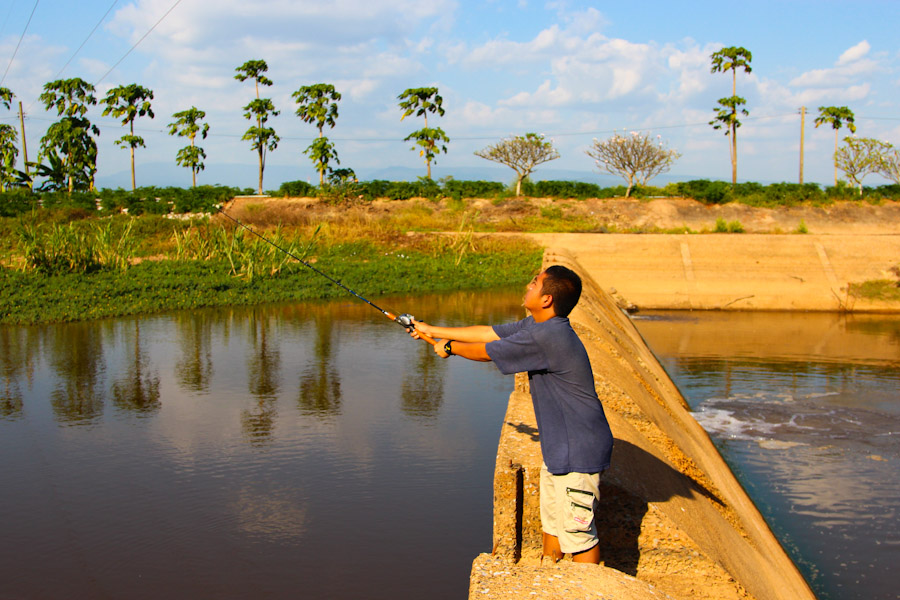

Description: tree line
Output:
[0,60,458,196]
[0,51,896,198]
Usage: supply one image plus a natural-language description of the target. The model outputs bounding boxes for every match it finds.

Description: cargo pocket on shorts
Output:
[564,487,595,533]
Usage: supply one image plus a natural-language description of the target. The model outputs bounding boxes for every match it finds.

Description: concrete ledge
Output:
[527,233,900,312]
[473,249,817,600]
[470,554,678,600]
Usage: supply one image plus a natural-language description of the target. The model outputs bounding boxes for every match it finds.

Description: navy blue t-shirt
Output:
[486,316,613,475]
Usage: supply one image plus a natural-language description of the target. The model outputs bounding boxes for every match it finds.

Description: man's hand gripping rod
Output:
[217,206,437,346]
[390,313,437,346]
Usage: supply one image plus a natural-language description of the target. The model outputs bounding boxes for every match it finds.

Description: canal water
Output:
[4,296,898,600]
[632,311,900,600]
[0,290,525,600]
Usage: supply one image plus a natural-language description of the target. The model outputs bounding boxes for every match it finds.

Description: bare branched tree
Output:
[836,136,891,195]
[475,133,559,196]
[586,132,680,197]
[877,145,900,185]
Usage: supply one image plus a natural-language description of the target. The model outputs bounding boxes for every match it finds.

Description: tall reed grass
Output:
[16,218,137,274]
[173,222,318,280]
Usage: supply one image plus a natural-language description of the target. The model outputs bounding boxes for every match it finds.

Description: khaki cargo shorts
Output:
[540,463,601,554]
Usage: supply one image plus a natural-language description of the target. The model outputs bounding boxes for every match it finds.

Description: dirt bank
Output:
[237,195,900,312]
[233,194,900,236]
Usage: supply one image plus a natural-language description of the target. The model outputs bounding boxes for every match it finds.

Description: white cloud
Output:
[790,41,881,90]
[837,40,870,66]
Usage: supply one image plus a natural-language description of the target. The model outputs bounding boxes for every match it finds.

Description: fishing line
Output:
[216,205,436,345]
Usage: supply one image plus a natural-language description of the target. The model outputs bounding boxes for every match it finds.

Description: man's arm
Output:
[412,320,500,344]
[434,339,492,361]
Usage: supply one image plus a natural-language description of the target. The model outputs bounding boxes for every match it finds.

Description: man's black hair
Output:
[541,265,582,317]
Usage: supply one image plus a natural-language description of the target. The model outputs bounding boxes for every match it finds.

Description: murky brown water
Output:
[0,289,525,600]
[633,311,900,600]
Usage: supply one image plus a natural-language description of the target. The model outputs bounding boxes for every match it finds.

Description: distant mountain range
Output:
[95,161,702,191]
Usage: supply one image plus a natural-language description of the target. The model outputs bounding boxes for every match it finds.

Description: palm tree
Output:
[709,46,752,185]
[814,106,856,186]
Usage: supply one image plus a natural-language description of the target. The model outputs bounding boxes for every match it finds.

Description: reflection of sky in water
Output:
[0,291,525,600]
[634,312,900,600]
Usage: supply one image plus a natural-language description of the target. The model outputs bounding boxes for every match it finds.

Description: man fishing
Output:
[410,265,614,564]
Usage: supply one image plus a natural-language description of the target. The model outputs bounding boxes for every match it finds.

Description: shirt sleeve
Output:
[486,328,550,375]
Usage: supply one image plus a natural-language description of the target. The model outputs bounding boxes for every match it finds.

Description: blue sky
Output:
[0,0,897,189]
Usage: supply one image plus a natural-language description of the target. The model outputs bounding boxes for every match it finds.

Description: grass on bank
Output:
[850,271,900,302]
[0,211,543,324]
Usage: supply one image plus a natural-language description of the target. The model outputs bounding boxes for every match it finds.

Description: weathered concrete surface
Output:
[472,249,817,600]
[526,233,900,312]
[470,554,679,600]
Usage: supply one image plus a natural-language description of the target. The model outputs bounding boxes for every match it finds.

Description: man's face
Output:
[523,271,548,311]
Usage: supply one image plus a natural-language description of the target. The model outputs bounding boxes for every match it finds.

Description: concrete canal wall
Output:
[469,248,817,600]
[526,233,900,312]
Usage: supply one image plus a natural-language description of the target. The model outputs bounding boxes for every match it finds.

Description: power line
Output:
[13,110,839,146]
[54,0,120,80]
[0,1,19,43]
[94,0,184,86]
[0,0,39,87]
[22,0,121,116]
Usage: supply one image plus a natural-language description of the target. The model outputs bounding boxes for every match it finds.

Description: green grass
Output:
[0,243,543,324]
[714,218,745,233]
[849,279,900,302]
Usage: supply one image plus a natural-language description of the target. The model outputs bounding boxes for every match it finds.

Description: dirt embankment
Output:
[534,196,900,235]
[239,194,900,235]
[237,195,900,312]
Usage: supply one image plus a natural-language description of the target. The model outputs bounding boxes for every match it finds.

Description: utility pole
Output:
[18,101,30,190]
[799,106,806,185]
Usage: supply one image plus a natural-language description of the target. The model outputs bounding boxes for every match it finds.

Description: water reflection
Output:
[0,290,525,600]
[0,327,36,420]
[297,305,343,418]
[175,310,214,393]
[230,486,307,544]
[242,309,282,445]
[401,341,447,418]
[48,322,107,424]
[111,321,161,415]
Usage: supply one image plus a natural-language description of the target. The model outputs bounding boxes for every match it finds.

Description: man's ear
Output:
[540,293,554,309]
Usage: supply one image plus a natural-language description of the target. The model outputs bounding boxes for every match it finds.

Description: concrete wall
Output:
[484,248,817,600]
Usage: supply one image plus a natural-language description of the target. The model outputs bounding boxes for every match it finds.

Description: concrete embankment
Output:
[470,248,817,600]
[527,233,900,312]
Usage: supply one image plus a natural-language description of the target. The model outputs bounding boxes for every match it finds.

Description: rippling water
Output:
[632,311,900,600]
[0,290,525,600]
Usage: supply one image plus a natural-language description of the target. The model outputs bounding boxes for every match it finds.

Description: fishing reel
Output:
[395,313,417,332]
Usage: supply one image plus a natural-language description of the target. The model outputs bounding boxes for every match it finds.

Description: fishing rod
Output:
[216,205,437,346]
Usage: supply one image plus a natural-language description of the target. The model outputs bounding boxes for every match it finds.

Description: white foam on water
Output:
[807,391,840,399]
[758,440,806,450]
[691,407,778,440]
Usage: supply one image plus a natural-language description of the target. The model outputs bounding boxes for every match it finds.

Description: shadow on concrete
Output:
[597,438,725,575]
[506,421,540,442]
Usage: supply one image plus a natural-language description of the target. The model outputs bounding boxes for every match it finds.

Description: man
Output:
[411,265,613,563]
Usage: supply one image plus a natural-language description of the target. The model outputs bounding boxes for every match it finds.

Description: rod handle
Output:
[386,312,437,346]
[417,331,438,346]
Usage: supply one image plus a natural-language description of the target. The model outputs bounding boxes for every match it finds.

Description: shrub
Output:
[528,180,603,199]
[676,180,732,204]
[442,179,506,200]
[714,217,744,233]
[41,191,98,212]
[279,180,317,197]
[0,189,39,217]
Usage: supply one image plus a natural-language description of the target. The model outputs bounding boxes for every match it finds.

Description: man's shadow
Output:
[597,438,725,575]
[506,423,725,576]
